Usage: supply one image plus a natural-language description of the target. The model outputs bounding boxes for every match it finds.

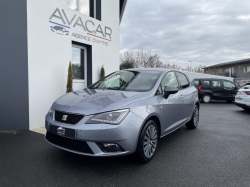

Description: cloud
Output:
[237,15,250,20]
[120,0,250,67]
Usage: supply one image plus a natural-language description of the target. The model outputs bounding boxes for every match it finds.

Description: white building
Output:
[0,0,127,130]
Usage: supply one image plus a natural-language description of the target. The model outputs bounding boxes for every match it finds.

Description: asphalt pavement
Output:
[1,102,250,187]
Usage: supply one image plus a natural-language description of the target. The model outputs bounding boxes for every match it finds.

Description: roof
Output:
[120,0,128,23]
[124,68,170,72]
[204,58,250,69]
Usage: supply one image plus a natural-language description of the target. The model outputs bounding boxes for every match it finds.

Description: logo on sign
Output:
[62,115,68,121]
[57,127,65,136]
[51,26,69,35]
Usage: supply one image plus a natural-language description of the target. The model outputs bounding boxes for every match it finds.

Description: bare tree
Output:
[120,49,205,73]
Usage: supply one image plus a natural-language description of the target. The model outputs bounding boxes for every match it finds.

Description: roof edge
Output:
[120,0,128,23]
[204,58,250,69]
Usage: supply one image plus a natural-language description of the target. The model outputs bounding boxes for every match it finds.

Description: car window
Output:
[194,80,199,86]
[223,81,235,90]
[161,72,179,92]
[211,80,221,88]
[201,80,209,87]
[176,72,189,89]
[156,86,162,95]
[193,79,200,87]
[89,70,161,92]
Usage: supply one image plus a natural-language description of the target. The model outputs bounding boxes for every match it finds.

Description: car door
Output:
[210,80,223,100]
[222,80,237,100]
[175,72,194,120]
[159,71,185,135]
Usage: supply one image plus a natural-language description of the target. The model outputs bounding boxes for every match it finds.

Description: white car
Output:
[235,85,250,111]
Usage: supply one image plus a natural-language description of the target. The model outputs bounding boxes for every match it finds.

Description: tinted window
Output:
[194,80,199,86]
[201,80,210,87]
[211,80,221,88]
[176,72,189,88]
[193,79,200,88]
[89,70,161,92]
[161,72,179,91]
[223,81,235,90]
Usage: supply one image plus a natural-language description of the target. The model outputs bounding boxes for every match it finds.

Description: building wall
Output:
[27,0,120,129]
[204,61,250,79]
[0,0,29,130]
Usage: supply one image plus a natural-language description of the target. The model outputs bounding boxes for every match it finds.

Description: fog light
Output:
[97,143,124,152]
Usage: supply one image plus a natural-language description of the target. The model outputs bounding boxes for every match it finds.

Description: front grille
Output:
[46,132,94,154]
[54,111,84,125]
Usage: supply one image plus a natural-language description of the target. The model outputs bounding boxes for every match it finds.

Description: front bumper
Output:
[45,112,143,157]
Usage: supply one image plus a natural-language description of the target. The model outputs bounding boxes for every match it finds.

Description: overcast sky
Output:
[120,0,250,67]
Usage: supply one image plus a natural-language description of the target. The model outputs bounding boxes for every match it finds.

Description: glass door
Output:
[72,45,87,90]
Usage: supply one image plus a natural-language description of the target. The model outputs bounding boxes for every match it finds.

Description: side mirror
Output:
[163,86,179,99]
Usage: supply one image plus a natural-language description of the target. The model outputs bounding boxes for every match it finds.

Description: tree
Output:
[120,48,205,73]
[66,62,73,93]
[120,61,134,70]
[100,65,105,79]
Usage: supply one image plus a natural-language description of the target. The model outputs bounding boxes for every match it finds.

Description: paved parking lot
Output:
[1,102,250,187]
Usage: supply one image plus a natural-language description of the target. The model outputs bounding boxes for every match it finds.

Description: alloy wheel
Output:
[193,107,199,126]
[143,125,158,158]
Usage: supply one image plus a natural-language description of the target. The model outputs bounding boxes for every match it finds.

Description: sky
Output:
[120,0,250,68]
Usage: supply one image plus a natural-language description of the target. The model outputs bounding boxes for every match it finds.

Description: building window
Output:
[65,0,101,20]
[65,0,90,16]
[232,67,234,74]
[72,46,85,80]
[243,66,250,73]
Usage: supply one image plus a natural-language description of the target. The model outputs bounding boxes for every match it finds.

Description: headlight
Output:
[48,106,54,117]
[86,109,129,125]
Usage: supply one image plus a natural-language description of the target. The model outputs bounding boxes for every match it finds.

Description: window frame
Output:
[72,44,87,81]
[222,80,236,90]
[175,71,190,90]
[65,0,101,21]
[155,71,180,95]
[211,80,221,88]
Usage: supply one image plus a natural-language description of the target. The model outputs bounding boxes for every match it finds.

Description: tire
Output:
[186,105,199,129]
[242,107,250,112]
[136,120,159,163]
[202,94,211,103]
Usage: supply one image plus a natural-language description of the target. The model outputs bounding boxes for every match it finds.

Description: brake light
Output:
[244,91,250,95]
[198,85,202,92]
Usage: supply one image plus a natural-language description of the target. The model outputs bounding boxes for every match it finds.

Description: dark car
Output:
[191,78,239,103]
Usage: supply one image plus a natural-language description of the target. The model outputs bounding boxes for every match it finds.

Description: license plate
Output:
[49,125,76,139]
[236,97,242,101]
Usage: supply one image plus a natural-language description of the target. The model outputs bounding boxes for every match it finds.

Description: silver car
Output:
[45,68,200,163]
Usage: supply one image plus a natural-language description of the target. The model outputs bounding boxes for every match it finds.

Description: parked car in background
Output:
[235,85,250,111]
[191,78,239,103]
[45,68,199,163]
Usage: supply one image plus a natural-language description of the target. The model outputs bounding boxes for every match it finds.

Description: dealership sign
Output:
[49,8,112,46]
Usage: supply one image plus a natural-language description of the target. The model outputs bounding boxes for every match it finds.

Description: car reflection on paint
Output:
[45,68,200,163]
[51,26,69,35]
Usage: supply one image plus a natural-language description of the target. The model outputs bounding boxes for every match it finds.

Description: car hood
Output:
[53,88,149,115]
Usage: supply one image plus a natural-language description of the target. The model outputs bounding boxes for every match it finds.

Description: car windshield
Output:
[89,70,162,92]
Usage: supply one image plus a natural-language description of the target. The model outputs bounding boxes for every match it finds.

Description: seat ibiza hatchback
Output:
[45,68,200,163]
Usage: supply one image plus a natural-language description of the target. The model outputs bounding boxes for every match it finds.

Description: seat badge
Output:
[62,115,68,121]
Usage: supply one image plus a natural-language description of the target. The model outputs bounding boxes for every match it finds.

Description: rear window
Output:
[193,80,199,86]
